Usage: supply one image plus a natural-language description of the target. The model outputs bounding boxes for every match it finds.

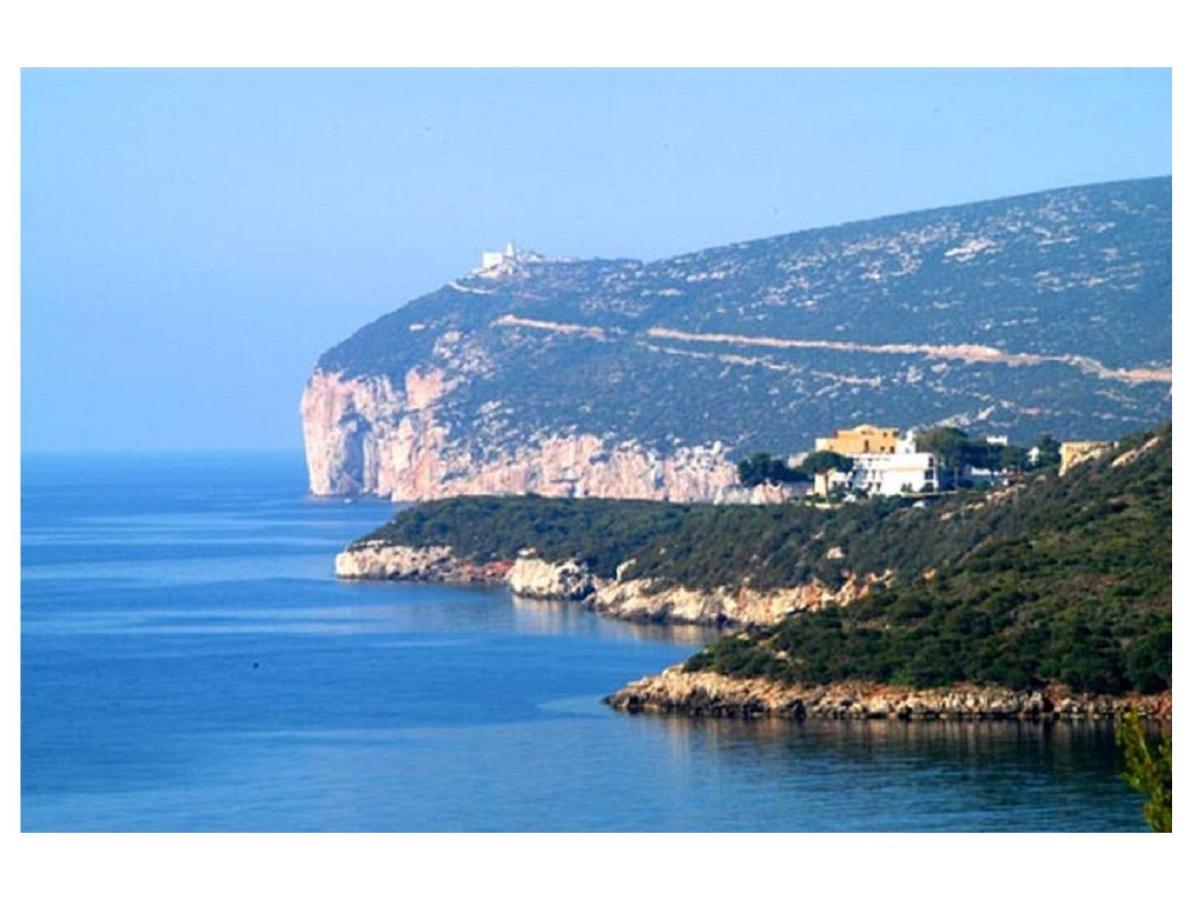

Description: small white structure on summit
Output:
[481,240,518,270]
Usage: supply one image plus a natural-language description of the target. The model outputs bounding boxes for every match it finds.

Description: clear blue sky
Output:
[21,68,1171,452]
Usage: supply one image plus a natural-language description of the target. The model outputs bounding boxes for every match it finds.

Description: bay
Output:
[20,453,1147,831]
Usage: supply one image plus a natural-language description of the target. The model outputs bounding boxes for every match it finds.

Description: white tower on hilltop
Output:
[481,240,518,270]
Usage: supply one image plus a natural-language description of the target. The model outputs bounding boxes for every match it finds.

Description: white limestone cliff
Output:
[302,367,742,502]
[583,571,889,626]
[333,541,889,628]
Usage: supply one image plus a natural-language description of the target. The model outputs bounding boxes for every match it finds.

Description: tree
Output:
[797,450,853,477]
[737,452,806,487]
[916,427,973,488]
[998,444,1031,471]
[916,427,970,466]
[917,428,1031,483]
[1034,433,1061,469]
[1116,711,1171,832]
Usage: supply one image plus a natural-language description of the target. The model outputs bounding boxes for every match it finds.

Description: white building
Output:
[811,449,942,499]
[846,451,941,496]
[481,240,518,270]
[963,465,1004,487]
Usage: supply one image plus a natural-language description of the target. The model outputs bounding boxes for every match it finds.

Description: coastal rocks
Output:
[603,665,1173,721]
[506,555,597,601]
[301,368,741,502]
[334,542,455,580]
[586,580,781,626]
[505,558,888,626]
[334,541,511,583]
[333,539,890,628]
[583,574,881,627]
[607,666,810,718]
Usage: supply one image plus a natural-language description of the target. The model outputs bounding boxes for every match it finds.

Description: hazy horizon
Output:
[22,68,1171,453]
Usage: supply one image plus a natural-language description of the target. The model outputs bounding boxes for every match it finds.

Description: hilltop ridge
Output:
[303,177,1171,501]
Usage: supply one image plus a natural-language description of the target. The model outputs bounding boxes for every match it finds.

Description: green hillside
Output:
[357,423,1170,695]
[316,177,1171,458]
[687,425,1171,694]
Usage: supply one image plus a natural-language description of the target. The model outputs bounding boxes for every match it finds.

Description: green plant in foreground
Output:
[1116,711,1171,832]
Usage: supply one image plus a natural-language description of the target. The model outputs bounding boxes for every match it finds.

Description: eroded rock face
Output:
[332,540,886,628]
[604,665,1173,721]
[301,368,741,502]
[506,556,597,601]
[334,541,511,583]
[334,542,456,579]
[583,571,888,627]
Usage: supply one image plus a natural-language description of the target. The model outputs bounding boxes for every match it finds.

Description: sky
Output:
[21,68,1171,453]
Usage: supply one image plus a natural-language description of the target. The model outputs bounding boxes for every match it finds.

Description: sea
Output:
[20,453,1150,831]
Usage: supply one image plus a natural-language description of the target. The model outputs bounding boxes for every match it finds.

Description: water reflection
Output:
[509,592,716,645]
[621,714,1147,831]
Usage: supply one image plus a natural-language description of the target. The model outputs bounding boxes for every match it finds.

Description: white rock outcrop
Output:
[301,368,742,502]
[332,539,889,628]
[334,542,457,580]
[584,571,888,626]
[506,557,597,601]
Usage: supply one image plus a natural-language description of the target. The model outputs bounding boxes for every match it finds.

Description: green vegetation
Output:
[317,179,1170,459]
[797,450,853,477]
[357,424,1170,695]
[364,491,941,590]
[735,449,851,487]
[1034,433,1062,469]
[915,426,1030,473]
[685,425,1170,694]
[358,496,705,578]
[1117,712,1172,832]
[736,453,806,487]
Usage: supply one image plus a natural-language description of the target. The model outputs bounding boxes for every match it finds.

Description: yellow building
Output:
[815,424,901,456]
[1059,440,1115,476]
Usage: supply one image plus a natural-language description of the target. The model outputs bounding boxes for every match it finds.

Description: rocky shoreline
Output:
[603,665,1172,721]
[334,541,513,583]
[335,542,882,627]
[335,544,1172,722]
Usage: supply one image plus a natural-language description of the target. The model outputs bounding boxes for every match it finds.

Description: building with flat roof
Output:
[814,424,901,456]
[811,449,944,498]
[481,240,518,270]
[846,451,942,496]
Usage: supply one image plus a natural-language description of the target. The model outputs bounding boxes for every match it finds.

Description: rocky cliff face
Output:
[303,178,1171,501]
[302,368,740,501]
[333,543,883,627]
[334,540,512,583]
[581,571,886,626]
[604,665,1172,721]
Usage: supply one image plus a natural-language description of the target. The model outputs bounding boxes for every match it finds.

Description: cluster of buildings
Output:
[801,424,1116,500]
[808,424,944,499]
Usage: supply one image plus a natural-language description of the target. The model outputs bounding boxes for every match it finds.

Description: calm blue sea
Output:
[21,453,1148,831]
